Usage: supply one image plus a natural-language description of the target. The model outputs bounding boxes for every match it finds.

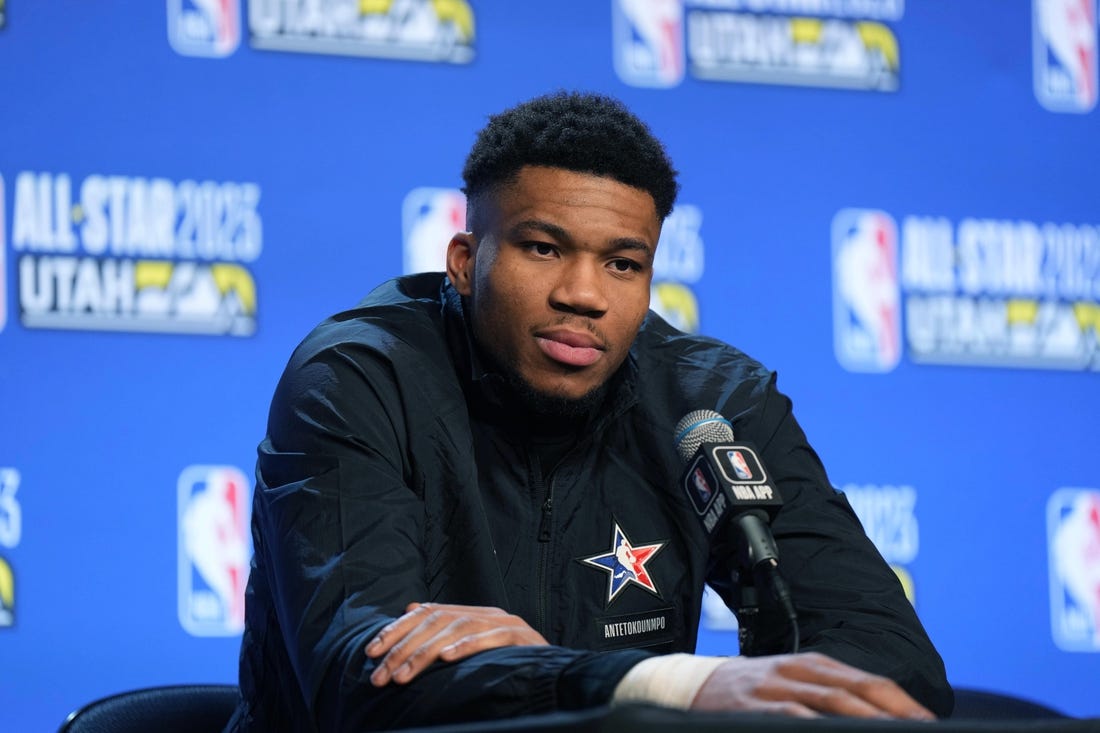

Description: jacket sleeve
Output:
[250,337,649,731]
[708,372,954,718]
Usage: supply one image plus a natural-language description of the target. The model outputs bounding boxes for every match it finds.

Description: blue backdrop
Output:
[2,1,1098,729]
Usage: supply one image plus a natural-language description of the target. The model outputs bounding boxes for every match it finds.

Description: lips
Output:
[535,329,605,367]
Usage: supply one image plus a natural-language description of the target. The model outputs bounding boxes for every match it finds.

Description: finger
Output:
[412,604,506,616]
[376,606,510,664]
[776,654,935,720]
[370,611,455,685]
[367,604,434,658]
[758,678,891,719]
[693,680,822,718]
[390,618,484,684]
[752,700,822,719]
[374,621,453,684]
[381,611,503,685]
[838,672,935,720]
[370,605,514,661]
[439,626,548,661]
[369,607,545,686]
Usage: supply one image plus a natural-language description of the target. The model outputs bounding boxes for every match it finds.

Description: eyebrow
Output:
[506,219,654,258]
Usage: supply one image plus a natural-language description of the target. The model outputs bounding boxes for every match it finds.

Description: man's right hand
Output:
[366,603,548,686]
[691,652,936,720]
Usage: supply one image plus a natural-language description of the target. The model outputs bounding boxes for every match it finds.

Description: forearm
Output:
[318,642,651,732]
[753,483,953,716]
[723,376,952,716]
[772,558,953,718]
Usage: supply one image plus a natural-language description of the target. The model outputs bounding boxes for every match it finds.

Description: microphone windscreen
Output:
[674,409,734,463]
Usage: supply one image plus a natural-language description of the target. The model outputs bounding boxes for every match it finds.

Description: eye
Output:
[525,242,557,257]
[609,258,643,274]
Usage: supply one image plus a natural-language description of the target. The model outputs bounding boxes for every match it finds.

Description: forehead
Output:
[478,166,661,243]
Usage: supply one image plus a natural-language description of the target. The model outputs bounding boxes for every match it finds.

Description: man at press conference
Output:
[227,91,952,732]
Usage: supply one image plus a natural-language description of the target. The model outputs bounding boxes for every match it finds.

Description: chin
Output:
[509,372,608,420]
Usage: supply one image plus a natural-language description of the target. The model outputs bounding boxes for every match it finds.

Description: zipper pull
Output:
[538,497,553,542]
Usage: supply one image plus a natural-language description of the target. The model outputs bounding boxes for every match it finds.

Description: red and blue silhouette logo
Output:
[1034,0,1098,112]
[832,209,902,373]
[1048,488,1100,651]
[168,0,241,58]
[402,187,466,275]
[612,0,685,88]
[582,522,666,604]
[178,465,250,636]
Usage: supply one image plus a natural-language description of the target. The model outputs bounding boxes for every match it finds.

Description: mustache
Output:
[537,316,611,347]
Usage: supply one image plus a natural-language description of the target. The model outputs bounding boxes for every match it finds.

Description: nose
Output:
[549,258,609,318]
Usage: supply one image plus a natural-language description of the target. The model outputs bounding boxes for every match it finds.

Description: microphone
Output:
[674,409,799,653]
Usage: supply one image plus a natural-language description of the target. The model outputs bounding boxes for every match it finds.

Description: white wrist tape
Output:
[611,653,727,709]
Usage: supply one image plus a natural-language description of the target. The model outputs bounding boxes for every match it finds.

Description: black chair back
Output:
[58,684,239,733]
[952,687,1068,720]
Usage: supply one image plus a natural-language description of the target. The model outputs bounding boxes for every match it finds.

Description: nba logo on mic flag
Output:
[727,450,753,481]
[167,0,241,58]
[178,465,250,636]
[1033,0,1098,112]
[832,209,902,373]
[612,0,685,88]
[1048,488,1100,651]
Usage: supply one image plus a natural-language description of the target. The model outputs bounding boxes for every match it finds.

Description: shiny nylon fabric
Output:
[228,273,951,732]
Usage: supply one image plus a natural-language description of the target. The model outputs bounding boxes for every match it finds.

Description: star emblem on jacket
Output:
[581,522,666,603]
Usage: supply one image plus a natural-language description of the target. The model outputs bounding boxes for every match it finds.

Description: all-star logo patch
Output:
[581,522,666,604]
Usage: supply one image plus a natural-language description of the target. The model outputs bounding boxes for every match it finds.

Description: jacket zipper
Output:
[536,489,553,634]
[529,454,554,637]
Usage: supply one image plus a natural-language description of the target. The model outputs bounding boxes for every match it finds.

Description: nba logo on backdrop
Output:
[612,0,685,88]
[832,209,901,373]
[1034,0,1098,112]
[167,0,241,57]
[178,465,250,636]
[402,187,466,275]
[1048,488,1100,651]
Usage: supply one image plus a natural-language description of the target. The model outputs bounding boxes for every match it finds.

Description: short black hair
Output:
[462,91,679,226]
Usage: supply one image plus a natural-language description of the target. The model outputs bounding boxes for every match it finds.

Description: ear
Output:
[446,232,476,296]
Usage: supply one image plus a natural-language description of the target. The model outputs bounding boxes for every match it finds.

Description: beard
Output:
[498,364,610,421]
[467,315,610,422]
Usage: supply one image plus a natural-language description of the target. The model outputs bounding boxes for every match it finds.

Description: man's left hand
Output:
[367,603,549,686]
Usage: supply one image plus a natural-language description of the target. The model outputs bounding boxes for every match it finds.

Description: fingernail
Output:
[370,669,387,686]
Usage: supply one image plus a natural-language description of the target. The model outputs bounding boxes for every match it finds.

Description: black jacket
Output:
[228,273,952,731]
